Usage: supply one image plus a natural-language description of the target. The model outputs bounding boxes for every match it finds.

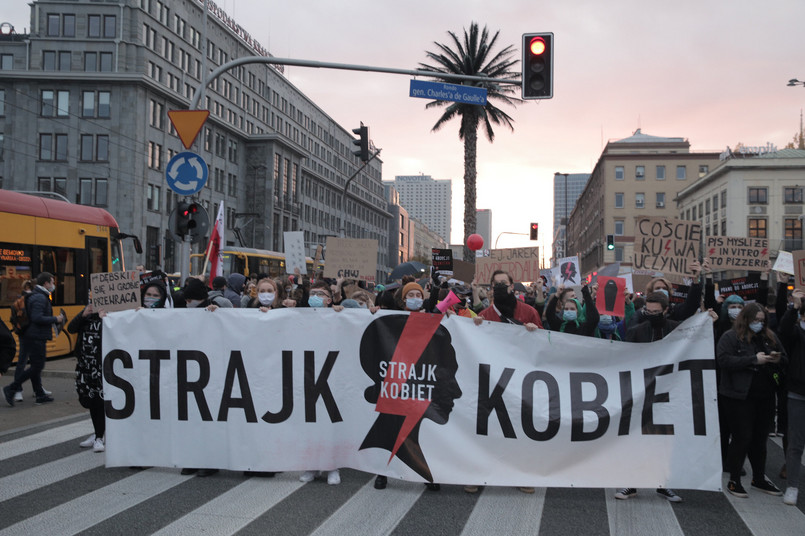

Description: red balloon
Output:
[466,234,484,251]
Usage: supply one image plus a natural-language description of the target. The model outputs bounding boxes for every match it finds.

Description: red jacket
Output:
[478,300,543,328]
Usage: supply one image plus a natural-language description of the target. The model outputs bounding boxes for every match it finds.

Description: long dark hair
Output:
[734,302,778,348]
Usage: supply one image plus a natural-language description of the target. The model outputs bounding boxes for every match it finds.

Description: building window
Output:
[656,165,665,180]
[635,166,645,180]
[0,54,13,70]
[80,135,93,161]
[146,184,161,211]
[615,166,624,180]
[98,91,110,118]
[785,187,803,204]
[614,247,624,262]
[99,52,113,72]
[79,178,93,204]
[41,90,69,117]
[656,192,666,208]
[59,51,71,71]
[615,192,624,208]
[63,14,75,37]
[692,205,697,220]
[705,199,710,215]
[748,218,767,238]
[712,194,719,213]
[676,165,687,180]
[699,165,709,177]
[84,52,97,71]
[43,50,56,70]
[39,133,68,161]
[149,99,164,128]
[47,14,60,36]
[97,135,108,161]
[38,177,67,197]
[614,220,624,236]
[88,15,101,38]
[721,219,727,235]
[785,218,803,250]
[748,187,768,204]
[720,190,727,209]
[635,193,645,209]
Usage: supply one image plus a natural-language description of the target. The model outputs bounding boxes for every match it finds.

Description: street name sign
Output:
[409,80,487,105]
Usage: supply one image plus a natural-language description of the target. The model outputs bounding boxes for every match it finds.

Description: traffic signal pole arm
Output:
[189,57,521,109]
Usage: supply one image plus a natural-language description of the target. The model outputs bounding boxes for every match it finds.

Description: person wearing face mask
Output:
[140,280,169,309]
[717,303,787,499]
[182,277,229,311]
[245,278,285,311]
[544,284,598,336]
[3,272,66,407]
[626,260,706,332]
[775,288,805,505]
[475,271,542,329]
[400,282,426,312]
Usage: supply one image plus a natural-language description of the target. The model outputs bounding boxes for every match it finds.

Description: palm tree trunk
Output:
[462,116,478,262]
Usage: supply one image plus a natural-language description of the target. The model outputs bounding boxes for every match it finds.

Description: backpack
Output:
[10,294,30,335]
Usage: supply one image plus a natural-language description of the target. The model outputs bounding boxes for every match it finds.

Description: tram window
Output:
[39,247,78,305]
[0,242,33,306]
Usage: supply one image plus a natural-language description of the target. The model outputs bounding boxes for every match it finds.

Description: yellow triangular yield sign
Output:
[168,110,210,149]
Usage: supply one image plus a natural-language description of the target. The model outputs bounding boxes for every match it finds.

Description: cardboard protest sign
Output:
[90,271,141,312]
[773,250,794,275]
[432,248,453,276]
[552,256,581,286]
[633,217,701,277]
[452,260,475,284]
[793,251,805,291]
[283,231,307,275]
[717,273,762,301]
[324,237,378,282]
[595,276,626,317]
[705,236,769,271]
[475,247,540,284]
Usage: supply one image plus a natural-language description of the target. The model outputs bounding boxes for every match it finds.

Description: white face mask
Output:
[728,307,741,320]
[258,292,275,306]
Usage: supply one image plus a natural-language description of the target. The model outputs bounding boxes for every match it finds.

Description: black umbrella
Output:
[514,282,527,292]
[389,261,427,281]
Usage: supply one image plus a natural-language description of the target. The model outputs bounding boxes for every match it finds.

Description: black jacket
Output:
[716,329,787,400]
[24,286,59,340]
[778,308,805,397]
[625,316,680,343]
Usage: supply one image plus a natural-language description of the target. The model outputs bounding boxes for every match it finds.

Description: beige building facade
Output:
[566,129,721,276]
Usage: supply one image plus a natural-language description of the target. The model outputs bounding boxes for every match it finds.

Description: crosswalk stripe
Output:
[0,450,105,502]
[605,488,684,536]
[0,468,192,536]
[0,419,90,461]
[723,474,805,536]
[151,473,305,536]
[310,478,424,536]
[460,486,546,535]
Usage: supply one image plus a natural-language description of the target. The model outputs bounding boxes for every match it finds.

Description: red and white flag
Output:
[206,202,225,287]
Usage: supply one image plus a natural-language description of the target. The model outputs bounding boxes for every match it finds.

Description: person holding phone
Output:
[717,303,788,498]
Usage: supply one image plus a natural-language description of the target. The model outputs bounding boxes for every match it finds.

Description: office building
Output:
[552,172,590,263]
[386,174,451,243]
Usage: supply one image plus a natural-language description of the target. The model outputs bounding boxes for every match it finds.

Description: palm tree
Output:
[420,22,519,262]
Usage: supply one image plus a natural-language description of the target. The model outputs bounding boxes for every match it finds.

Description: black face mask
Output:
[493,283,516,316]
[647,313,665,328]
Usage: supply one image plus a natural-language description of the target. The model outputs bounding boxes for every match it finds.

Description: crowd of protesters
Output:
[1,258,802,506]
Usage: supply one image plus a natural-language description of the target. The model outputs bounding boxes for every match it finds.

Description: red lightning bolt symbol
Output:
[664,239,672,256]
[375,313,443,463]
[708,248,715,256]
[761,248,768,256]
[564,263,572,280]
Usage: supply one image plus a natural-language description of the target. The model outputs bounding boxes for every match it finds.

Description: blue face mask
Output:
[406,297,423,311]
[749,321,763,333]
[656,288,669,298]
[563,310,577,321]
[308,295,326,308]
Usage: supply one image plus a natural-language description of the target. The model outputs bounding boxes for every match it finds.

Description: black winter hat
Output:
[183,278,209,301]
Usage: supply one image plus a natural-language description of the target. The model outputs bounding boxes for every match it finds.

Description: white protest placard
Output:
[773,250,794,275]
[283,231,307,275]
[90,271,141,312]
[552,256,581,286]
[103,310,720,491]
[324,237,378,282]
[633,217,701,277]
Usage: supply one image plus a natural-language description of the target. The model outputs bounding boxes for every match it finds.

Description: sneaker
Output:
[13,391,23,402]
[615,488,637,500]
[464,485,479,494]
[35,395,54,404]
[79,434,96,448]
[36,388,52,397]
[327,470,340,485]
[374,475,387,490]
[751,476,782,496]
[518,487,536,494]
[656,488,682,502]
[783,487,799,505]
[3,385,15,407]
[299,470,318,483]
[92,437,105,453]
[727,480,748,498]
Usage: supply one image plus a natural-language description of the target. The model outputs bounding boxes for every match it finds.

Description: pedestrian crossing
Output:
[0,417,803,536]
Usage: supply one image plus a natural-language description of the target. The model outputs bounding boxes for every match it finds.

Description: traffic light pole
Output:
[189,57,520,109]
[340,148,382,237]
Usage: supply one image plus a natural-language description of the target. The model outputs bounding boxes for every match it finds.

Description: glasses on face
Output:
[309,290,330,298]
[642,307,663,315]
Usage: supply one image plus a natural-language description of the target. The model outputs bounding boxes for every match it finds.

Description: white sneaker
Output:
[783,487,799,505]
[92,437,105,453]
[79,434,96,448]
[299,470,318,483]
[327,470,341,485]
[42,388,52,396]
[13,391,23,402]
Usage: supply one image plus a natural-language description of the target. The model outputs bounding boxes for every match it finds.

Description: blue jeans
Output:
[786,395,805,488]
[7,338,46,397]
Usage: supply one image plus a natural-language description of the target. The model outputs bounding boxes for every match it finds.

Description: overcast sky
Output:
[5,0,805,260]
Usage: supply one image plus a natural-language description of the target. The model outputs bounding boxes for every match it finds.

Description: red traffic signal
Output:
[529,37,546,56]
[530,222,539,240]
[522,32,554,100]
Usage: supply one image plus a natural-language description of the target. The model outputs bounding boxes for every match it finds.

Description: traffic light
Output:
[522,32,554,99]
[352,124,369,162]
[176,201,199,236]
[530,222,539,240]
[606,234,615,250]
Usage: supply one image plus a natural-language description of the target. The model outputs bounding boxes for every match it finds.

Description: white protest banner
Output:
[283,231,307,275]
[705,236,769,271]
[634,217,701,277]
[773,250,794,275]
[103,309,720,490]
[324,237,378,281]
[552,256,581,286]
[90,271,140,312]
[474,247,540,283]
